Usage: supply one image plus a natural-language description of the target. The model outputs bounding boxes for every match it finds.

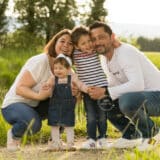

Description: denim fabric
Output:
[48,75,76,127]
[1,99,49,138]
[119,91,160,138]
[83,94,107,140]
[107,100,141,139]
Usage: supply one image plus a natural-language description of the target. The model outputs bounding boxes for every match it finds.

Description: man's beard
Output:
[95,45,109,55]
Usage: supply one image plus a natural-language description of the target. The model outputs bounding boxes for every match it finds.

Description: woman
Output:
[1,29,75,151]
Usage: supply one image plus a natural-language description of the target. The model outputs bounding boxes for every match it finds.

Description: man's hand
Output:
[88,86,106,100]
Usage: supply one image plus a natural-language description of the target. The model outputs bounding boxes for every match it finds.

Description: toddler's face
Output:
[76,35,93,53]
[54,63,69,78]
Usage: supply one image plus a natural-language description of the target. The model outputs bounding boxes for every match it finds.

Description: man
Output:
[88,21,160,151]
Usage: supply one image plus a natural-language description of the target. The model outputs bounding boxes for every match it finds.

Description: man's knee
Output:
[119,93,136,115]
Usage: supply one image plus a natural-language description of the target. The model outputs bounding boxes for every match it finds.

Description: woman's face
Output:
[55,34,73,57]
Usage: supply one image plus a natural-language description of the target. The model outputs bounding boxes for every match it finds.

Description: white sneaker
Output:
[81,139,96,149]
[47,140,62,151]
[7,129,21,152]
[97,138,110,149]
[111,137,142,149]
[137,131,160,151]
[63,142,76,151]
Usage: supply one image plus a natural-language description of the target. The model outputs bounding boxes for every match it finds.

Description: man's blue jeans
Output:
[83,94,107,140]
[119,91,160,138]
[1,99,49,138]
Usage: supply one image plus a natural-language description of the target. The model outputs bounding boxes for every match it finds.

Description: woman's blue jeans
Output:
[119,91,160,138]
[1,99,49,138]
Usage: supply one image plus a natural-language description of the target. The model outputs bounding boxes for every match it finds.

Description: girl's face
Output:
[54,63,70,79]
[55,34,73,57]
[76,35,93,53]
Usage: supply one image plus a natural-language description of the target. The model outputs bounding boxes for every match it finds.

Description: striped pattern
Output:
[73,50,108,87]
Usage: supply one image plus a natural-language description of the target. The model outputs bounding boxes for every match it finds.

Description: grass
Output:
[145,51,160,69]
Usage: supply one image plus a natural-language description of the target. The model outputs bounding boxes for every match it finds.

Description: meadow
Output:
[0,49,160,159]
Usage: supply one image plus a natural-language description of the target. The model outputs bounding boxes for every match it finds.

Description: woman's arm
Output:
[16,70,51,100]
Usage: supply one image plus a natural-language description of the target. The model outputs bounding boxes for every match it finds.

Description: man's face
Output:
[90,27,113,55]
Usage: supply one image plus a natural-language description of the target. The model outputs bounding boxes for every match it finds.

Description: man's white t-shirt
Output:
[104,43,160,100]
[2,54,52,108]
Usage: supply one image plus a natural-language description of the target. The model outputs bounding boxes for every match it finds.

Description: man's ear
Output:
[112,33,121,48]
[111,33,115,41]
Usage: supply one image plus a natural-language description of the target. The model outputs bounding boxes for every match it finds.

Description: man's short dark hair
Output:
[89,21,112,36]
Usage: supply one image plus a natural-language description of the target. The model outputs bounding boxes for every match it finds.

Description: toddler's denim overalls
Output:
[48,75,76,127]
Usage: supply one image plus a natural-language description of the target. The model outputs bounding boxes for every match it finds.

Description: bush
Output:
[3,29,45,51]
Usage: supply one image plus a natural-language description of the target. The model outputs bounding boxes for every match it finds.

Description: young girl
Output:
[47,54,88,151]
[71,26,108,149]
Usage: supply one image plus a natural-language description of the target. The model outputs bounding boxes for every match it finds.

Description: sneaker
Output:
[47,140,62,151]
[81,139,96,149]
[97,138,110,149]
[63,142,76,151]
[111,137,142,149]
[137,131,160,151]
[7,129,21,152]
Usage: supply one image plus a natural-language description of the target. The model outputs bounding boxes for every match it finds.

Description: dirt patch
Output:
[0,138,136,160]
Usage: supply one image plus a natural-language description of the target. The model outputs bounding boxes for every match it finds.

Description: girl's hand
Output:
[38,83,52,100]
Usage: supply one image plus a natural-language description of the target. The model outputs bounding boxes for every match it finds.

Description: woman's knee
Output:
[30,117,42,134]
[3,103,43,136]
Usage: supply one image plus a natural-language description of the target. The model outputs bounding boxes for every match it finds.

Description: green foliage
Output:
[4,29,45,50]
[0,0,9,48]
[86,0,107,25]
[0,113,10,146]
[119,36,140,49]
[0,48,40,88]
[137,36,160,51]
[0,0,9,35]
[14,0,77,42]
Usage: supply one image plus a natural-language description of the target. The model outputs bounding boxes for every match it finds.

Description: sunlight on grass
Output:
[144,52,160,69]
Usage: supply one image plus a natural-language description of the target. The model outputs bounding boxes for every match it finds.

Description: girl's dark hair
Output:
[89,21,113,36]
[44,29,72,58]
[71,25,90,46]
[54,57,70,69]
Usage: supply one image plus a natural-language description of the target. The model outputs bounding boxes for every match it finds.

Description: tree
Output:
[14,0,77,43]
[36,0,77,42]
[0,0,8,34]
[0,0,9,47]
[137,36,160,51]
[14,0,39,34]
[86,0,107,25]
